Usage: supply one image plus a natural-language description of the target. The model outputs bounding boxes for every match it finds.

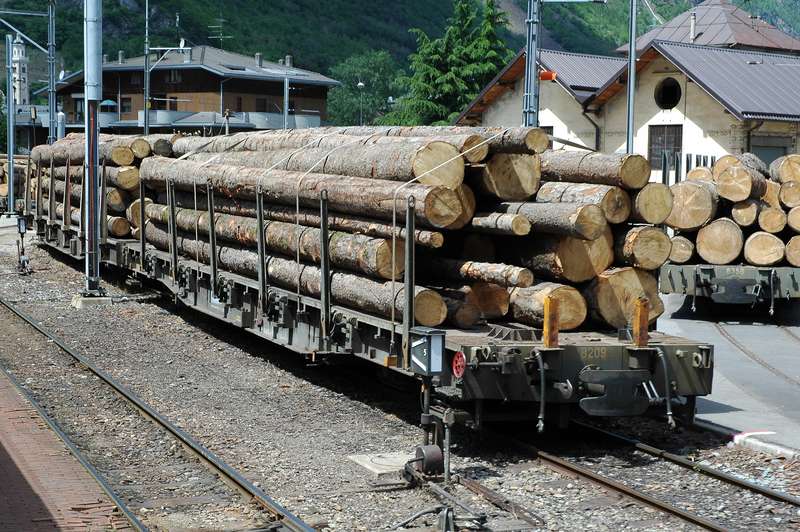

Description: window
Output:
[167,69,182,84]
[120,97,132,113]
[236,96,243,113]
[255,98,267,112]
[751,136,792,165]
[75,99,84,121]
[648,125,683,170]
[130,72,142,86]
[654,77,682,110]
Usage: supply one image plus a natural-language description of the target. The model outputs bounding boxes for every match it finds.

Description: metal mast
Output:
[47,1,56,144]
[5,34,14,212]
[83,0,103,295]
[626,0,637,153]
[143,0,150,134]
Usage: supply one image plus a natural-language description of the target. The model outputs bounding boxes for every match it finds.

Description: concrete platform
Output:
[348,451,413,479]
[659,294,800,455]
[0,369,127,530]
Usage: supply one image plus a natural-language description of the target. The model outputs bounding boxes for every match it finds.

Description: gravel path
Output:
[1,240,799,530]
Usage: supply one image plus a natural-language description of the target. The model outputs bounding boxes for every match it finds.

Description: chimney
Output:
[284,54,293,68]
[118,50,125,64]
[689,11,697,43]
[255,52,263,67]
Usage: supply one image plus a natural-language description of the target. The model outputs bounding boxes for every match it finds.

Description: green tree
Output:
[469,0,514,91]
[326,51,401,126]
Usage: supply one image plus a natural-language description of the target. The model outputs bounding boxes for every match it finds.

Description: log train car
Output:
[32,206,713,443]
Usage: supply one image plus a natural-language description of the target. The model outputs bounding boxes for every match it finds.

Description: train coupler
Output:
[578,368,651,416]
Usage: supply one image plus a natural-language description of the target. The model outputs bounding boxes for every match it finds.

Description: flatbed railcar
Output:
[660,263,800,314]
[34,213,713,439]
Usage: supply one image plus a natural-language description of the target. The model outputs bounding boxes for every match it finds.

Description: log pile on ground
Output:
[666,152,800,267]
[33,129,668,331]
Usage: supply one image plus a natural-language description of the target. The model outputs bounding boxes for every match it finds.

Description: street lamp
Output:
[357,80,365,126]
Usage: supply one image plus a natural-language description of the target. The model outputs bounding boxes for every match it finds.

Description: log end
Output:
[468,282,510,318]
[626,227,672,270]
[758,206,787,234]
[573,204,607,240]
[461,135,490,163]
[525,128,551,154]
[110,146,136,167]
[632,182,673,225]
[669,235,694,264]
[413,141,464,189]
[744,232,785,266]
[714,164,753,202]
[480,153,541,200]
[375,240,406,280]
[619,154,651,190]
[444,185,476,230]
[557,225,614,282]
[414,289,448,327]
[423,186,464,228]
[696,218,743,265]
[601,187,632,224]
[131,138,152,159]
[786,236,800,267]
[587,267,664,329]
[780,181,800,209]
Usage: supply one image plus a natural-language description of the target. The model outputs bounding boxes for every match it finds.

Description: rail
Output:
[0,297,313,532]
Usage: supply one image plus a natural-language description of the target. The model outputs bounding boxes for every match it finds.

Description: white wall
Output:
[480,78,598,150]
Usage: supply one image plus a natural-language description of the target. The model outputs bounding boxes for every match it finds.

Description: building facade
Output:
[11,33,30,106]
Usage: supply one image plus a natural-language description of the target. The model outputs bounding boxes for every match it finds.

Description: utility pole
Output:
[283,74,289,129]
[523,0,606,127]
[83,0,103,296]
[357,81,365,126]
[5,34,14,213]
[143,0,150,134]
[626,0,637,154]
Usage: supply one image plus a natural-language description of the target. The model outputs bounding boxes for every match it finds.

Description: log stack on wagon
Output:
[32,127,669,332]
[667,152,800,268]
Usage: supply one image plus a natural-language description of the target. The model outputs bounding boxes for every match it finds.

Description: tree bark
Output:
[47,164,140,192]
[780,181,800,209]
[712,154,769,202]
[582,267,664,330]
[540,150,650,190]
[424,257,534,287]
[669,235,694,264]
[143,222,446,326]
[469,212,531,236]
[696,218,743,265]
[786,236,800,267]
[665,180,718,231]
[630,183,673,224]
[614,226,672,270]
[731,199,761,227]
[758,206,787,234]
[788,206,800,233]
[138,157,462,228]
[173,131,489,163]
[31,135,142,166]
[744,232,785,266]
[769,154,800,184]
[316,126,550,154]
[535,182,631,224]
[160,190,444,248]
[41,178,129,213]
[143,203,403,280]
[184,141,465,189]
[494,201,607,240]
[468,153,540,200]
[508,282,587,330]
[501,225,614,283]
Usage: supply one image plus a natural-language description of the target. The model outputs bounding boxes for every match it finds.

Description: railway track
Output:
[713,323,800,388]
[0,296,312,532]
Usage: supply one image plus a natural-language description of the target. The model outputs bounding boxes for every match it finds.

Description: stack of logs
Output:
[0,156,30,204]
[30,133,178,238]
[666,152,800,268]
[32,126,671,332]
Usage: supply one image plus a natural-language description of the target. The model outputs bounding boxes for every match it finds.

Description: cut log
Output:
[41,178,129,213]
[696,218,743,265]
[686,166,713,182]
[540,150,650,190]
[583,267,664,329]
[731,199,761,227]
[669,235,694,264]
[42,202,131,237]
[744,232,785,266]
[441,296,481,329]
[319,126,549,154]
[780,181,800,209]
[143,222,446,326]
[425,258,533,287]
[502,225,614,283]
[758,206,787,234]
[161,190,444,248]
[769,154,800,184]
[465,282,510,319]
[185,141,464,189]
[48,164,140,192]
[739,152,769,175]
[665,180,718,231]
[630,183,673,224]
[614,226,672,270]
[786,236,800,267]
[138,157,462,229]
[788,207,800,233]
[143,203,403,280]
[469,212,531,236]
[712,154,768,201]
[535,182,630,224]
[762,180,782,208]
[469,153,540,200]
[492,201,606,240]
[508,282,587,330]
[126,198,153,228]
[445,185,476,230]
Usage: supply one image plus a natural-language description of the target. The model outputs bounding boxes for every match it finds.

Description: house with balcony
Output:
[36,44,339,135]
